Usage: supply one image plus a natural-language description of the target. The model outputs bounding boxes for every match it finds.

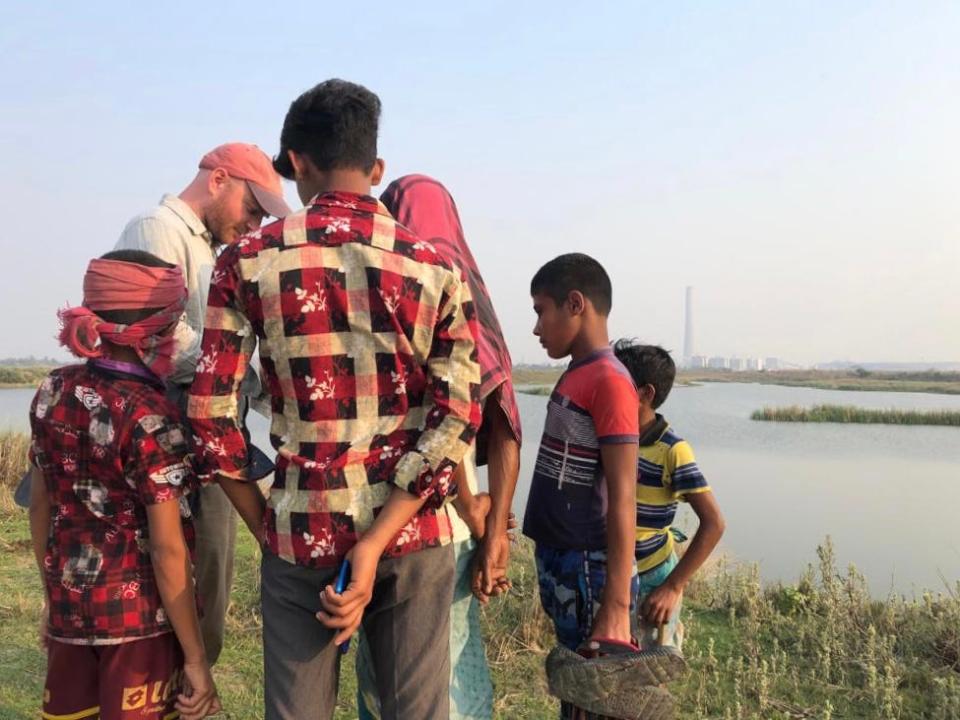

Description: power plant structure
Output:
[683,286,694,365]
[681,285,779,370]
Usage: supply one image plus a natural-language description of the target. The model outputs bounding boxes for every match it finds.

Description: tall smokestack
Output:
[683,286,694,364]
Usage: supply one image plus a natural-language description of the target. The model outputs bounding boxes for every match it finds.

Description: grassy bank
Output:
[513,366,565,386]
[513,367,960,396]
[516,381,697,396]
[2,432,959,718]
[0,366,55,389]
[752,405,960,426]
[517,385,553,396]
[680,369,960,395]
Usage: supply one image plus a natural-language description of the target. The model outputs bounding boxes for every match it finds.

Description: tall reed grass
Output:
[517,385,553,396]
[4,430,960,718]
[679,537,960,719]
[751,405,960,426]
[0,430,29,512]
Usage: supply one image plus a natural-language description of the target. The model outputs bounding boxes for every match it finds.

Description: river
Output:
[4,381,959,594]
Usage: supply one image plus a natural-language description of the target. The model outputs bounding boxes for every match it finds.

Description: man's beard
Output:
[201,204,227,247]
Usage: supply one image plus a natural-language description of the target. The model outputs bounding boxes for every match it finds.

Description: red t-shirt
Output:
[522,347,640,550]
[29,363,196,644]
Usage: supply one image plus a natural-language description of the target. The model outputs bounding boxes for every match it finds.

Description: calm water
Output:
[4,382,959,594]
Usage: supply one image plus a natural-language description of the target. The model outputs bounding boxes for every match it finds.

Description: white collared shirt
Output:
[115,194,217,385]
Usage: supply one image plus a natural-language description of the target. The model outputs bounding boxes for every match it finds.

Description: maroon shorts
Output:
[44,633,183,720]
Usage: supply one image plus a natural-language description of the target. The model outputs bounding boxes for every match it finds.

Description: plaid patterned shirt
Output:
[29,363,196,644]
[188,191,482,567]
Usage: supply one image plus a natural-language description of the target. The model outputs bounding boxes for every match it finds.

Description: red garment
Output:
[522,347,640,551]
[381,175,522,461]
[44,633,183,720]
[188,191,483,568]
[29,363,196,643]
[58,258,187,378]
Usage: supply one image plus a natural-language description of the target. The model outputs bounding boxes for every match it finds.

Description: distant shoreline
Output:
[0,365,54,391]
[514,366,960,396]
[682,369,960,395]
[5,365,960,396]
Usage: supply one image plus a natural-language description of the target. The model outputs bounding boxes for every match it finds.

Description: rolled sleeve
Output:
[187,248,256,481]
[391,270,482,504]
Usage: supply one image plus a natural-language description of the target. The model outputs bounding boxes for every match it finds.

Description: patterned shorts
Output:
[635,553,684,651]
[534,545,640,652]
[43,632,182,720]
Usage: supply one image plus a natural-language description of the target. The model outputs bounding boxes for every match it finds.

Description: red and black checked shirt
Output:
[29,363,196,644]
[188,191,482,568]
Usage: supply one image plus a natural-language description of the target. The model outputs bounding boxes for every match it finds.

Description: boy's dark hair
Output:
[530,253,612,315]
[613,339,676,409]
[273,79,381,179]
[96,250,174,325]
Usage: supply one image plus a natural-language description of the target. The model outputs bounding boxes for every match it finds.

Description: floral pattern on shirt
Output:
[188,192,482,567]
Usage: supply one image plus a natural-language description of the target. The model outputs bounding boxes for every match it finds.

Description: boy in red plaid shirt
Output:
[29,250,219,720]
[189,80,482,719]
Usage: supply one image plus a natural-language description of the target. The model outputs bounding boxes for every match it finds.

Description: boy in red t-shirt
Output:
[521,254,640,718]
[28,250,219,720]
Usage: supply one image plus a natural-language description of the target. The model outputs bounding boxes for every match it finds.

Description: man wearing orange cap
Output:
[115,143,291,665]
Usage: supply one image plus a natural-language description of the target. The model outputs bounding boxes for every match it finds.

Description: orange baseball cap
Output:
[199,143,291,218]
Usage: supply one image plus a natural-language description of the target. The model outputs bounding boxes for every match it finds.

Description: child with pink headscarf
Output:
[29,250,220,720]
[356,176,522,720]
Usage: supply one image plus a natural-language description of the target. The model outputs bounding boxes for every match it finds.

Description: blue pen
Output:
[334,559,352,654]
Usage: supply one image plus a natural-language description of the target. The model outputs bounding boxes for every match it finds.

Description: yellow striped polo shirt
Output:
[635,415,710,573]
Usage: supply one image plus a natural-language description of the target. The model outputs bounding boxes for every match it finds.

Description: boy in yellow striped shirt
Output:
[612,340,726,651]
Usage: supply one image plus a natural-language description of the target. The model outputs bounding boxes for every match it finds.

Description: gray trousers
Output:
[261,544,456,720]
[193,482,238,664]
[167,382,239,666]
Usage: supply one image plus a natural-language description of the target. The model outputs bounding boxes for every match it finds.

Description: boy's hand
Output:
[589,599,632,644]
[472,511,518,603]
[642,581,683,626]
[472,532,511,603]
[316,539,378,645]
[176,659,221,719]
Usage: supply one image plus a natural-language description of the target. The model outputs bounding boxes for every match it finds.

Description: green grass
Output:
[517,385,553,396]
[514,366,960,397]
[0,366,55,389]
[751,405,960,426]
[681,369,960,396]
[512,367,564,386]
[3,433,960,719]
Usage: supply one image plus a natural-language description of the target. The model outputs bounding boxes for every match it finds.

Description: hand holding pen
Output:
[316,540,379,648]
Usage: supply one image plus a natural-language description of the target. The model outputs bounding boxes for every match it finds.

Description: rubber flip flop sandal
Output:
[546,643,687,719]
[578,637,640,657]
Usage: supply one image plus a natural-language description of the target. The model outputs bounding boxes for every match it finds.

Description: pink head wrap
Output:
[58,258,188,378]
[380,175,522,459]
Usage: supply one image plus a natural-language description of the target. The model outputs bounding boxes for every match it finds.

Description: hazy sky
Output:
[1,2,958,365]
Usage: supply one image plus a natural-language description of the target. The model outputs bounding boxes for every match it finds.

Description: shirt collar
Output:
[160,194,214,243]
[567,346,614,372]
[87,358,164,390]
[638,413,669,446]
[308,191,392,217]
